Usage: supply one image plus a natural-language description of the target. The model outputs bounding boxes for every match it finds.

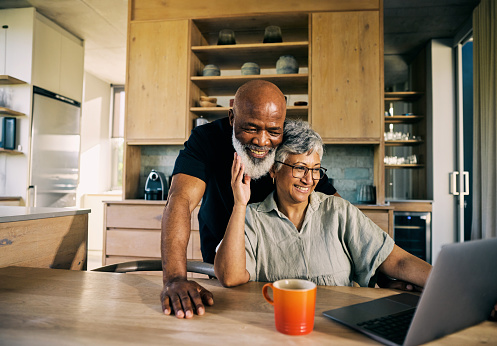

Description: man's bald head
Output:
[232,80,286,118]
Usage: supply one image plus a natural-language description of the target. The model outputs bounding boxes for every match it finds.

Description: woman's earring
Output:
[272,177,275,185]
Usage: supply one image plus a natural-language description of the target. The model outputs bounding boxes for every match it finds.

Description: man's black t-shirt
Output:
[172,117,337,264]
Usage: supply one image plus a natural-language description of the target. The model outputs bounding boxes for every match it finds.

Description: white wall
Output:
[427,39,458,263]
[78,72,112,199]
[78,72,123,252]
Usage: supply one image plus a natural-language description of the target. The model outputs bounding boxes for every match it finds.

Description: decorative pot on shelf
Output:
[276,55,298,74]
[202,64,220,76]
[217,29,236,45]
[241,62,260,75]
[263,25,282,43]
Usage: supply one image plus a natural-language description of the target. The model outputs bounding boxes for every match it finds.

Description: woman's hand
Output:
[231,153,251,206]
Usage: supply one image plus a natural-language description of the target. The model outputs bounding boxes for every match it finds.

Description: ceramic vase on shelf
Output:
[202,64,220,76]
[276,55,298,74]
[217,29,236,45]
[241,62,260,75]
[263,25,282,43]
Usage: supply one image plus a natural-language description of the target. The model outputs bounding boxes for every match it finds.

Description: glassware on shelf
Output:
[384,155,418,165]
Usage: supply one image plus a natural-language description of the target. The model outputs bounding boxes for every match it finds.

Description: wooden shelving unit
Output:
[384,90,427,200]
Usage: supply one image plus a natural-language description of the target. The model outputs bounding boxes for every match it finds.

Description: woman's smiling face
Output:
[271,151,321,205]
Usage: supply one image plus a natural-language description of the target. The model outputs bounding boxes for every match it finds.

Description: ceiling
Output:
[0,0,480,87]
[0,0,127,85]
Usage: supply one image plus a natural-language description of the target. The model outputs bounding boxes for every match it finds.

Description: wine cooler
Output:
[394,212,432,264]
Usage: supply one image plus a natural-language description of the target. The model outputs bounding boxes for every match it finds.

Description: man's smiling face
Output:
[229,81,286,179]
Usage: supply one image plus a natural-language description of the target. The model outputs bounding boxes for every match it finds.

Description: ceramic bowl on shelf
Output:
[199,100,217,107]
[241,62,260,75]
[276,55,298,74]
[202,64,220,76]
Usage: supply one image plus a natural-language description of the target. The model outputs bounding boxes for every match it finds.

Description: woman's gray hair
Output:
[274,120,324,171]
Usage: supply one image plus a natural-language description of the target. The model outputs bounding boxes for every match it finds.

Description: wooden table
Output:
[0,267,495,345]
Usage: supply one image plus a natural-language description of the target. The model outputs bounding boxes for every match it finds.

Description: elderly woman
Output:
[214,120,432,288]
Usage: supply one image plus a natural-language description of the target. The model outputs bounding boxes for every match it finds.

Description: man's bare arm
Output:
[160,173,213,319]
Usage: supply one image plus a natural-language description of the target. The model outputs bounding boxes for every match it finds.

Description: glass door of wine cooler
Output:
[394,212,431,264]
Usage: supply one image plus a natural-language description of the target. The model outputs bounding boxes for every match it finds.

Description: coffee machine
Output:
[144,169,168,200]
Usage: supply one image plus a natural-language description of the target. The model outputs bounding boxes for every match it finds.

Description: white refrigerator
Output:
[29,86,81,208]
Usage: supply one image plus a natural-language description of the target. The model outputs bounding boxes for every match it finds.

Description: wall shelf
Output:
[385,115,423,124]
[0,148,23,155]
[385,164,424,169]
[0,75,27,85]
[0,107,26,117]
[190,74,308,96]
[191,42,309,69]
[384,91,424,101]
[385,140,424,146]
[190,105,309,118]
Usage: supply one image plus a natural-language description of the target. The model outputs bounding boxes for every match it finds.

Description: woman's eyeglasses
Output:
[275,161,327,180]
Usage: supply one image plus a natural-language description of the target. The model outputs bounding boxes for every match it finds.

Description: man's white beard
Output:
[232,131,275,180]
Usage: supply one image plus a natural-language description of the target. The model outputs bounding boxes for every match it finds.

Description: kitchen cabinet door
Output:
[33,14,84,102]
[32,16,62,95]
[311,11,382,142]
[126,20,189,143]
[60,33,84,102]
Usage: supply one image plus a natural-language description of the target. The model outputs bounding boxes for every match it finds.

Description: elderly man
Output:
[160,80,338,319]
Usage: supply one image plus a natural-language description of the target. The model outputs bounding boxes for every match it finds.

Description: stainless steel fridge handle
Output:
[450,171,459,195]
[27,185,37,207]
[462,171,470,196]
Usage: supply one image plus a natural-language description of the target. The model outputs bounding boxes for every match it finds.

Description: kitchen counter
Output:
[0,206,90,223]
[0,207,89,270]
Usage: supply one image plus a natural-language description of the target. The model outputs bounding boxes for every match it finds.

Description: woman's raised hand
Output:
[231,153,251,206]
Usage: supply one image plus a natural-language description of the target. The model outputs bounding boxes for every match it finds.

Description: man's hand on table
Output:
[376,272,423,292]
[160,278,214,319]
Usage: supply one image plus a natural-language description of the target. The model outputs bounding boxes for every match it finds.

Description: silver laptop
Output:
[323,237,497,346]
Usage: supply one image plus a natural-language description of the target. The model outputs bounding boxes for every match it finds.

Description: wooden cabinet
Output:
[188,14,309,124]
[358,206,394,239]
[104,201,202,271]
[126,20,189,143]
[311,11,382,143]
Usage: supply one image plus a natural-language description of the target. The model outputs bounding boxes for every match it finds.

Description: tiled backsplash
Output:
[140,144,374,203]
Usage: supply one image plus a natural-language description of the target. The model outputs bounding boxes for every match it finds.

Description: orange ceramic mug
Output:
[262,279,317,335]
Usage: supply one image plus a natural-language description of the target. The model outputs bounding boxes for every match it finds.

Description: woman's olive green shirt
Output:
[244,192,394,286]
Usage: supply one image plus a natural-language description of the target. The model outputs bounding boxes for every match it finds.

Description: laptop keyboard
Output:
[357,308,415,345]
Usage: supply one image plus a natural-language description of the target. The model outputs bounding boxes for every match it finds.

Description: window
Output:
[110,85,125,190]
